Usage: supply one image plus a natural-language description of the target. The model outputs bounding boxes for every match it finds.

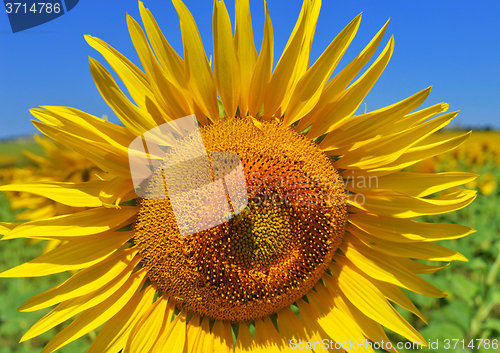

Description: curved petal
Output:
[2,206,137,241]
[340,240,447,298]
[18,243,136,311]
[213,0,241,118]
[0,233,135,277]
[330,258,427,343]
[283,14,361,126]
[0,181,104,208]
[348,212,475,242]
[20,249,140,342]
[127,14,193,121]
[297,19,390,132]
[87,285,156,353]
[319,87,433,152]
[308,36,394,138]
[349,189,477,219]
[125,297,175,352]
[262,0,310,119]
[172,0,219,122]
[346,171,478,197]
[138,2,187,90]
[39,269,147,353]
[234,0,257,115]
[247,2,273,117]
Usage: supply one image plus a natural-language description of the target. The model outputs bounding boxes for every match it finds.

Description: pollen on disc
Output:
[134,118,348,322]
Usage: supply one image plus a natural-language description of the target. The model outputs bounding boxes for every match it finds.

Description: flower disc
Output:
[134,118,348,322]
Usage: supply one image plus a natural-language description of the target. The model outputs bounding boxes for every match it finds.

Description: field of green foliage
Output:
[0,197,97,353]
[386,132,500,353]
[0,134,499,353]
[0,139,95,353]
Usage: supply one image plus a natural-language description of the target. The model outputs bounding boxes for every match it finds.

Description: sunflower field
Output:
[393,131,500,352]
[0,137,99,353]
[1,129,499,353]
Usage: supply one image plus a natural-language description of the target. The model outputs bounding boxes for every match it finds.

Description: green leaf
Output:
[468,257,488,272]
[482,319,500,334]
[440,300,471,332]
[447,274,479,303]
[217,98,226,118]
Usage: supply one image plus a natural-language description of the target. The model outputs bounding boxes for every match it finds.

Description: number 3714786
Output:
[5,3,61,14]
[444,339,498,350]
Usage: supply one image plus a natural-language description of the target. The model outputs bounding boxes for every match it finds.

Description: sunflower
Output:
[0,135,103,253]
[0,0,477,352]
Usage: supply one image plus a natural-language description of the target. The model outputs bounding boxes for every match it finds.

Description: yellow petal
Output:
[406,103,450,128]
[213,0,241,118]
[0,181,103,207]
[41,240,63,254]
[99,177,136,207]
[84,35,155,112]
[335,111,457,170]
[0,233,135,277]
[320,86,432,152]
[254,317,286,353]
[235,323,256,353]
[15,204,56,221]
[0,222,20,236]
[234,0,257,115]
[280,0,308,56]
[40,269,147,353]
[87,285,156,353]
[88,57,159,137]
[9,195,47,211]
[262,0,310,119]
[127,14,193,121]
[296,19,390,132]
[277,307,313,352]
[278,0,322,115]
[23,149,56,169]
[32,121,131,178]
[19,242,136,312]
[32,106,135,154]
[302,293,374,353]
[283,14,361,126]
[330,258,426,343]
[350,189,477,218]
[340,241,447,297]
[292,305,342,353]
[151,309,187,352]
[212,319,234,353]
[318,277,400,352]
[346,171,478,197]
[21,249,140,342]
[126,297,174,352]
[186,315,202,353]
[247,1,273,117]
[2,206,137,240]
[172,0,219,122]
[308,36,394,138]
[348,212,475,242]
[190,316,215,353]
[362,131,471,176]
[138,2,187,90]
[401,258,449,274]
[367,276,427,325]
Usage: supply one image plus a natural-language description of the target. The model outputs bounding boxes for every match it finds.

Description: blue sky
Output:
[1,0,499,139]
